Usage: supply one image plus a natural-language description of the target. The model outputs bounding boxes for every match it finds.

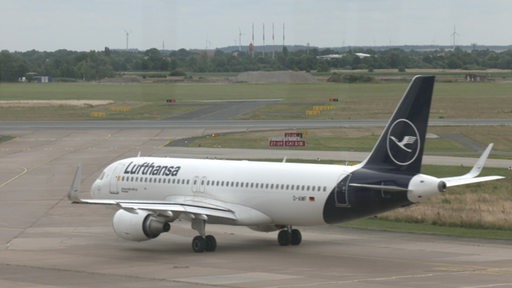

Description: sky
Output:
[2,0,512,52]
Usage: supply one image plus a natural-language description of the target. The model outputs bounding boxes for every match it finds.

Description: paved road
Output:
[0,127,511,287]
[158,146,512,168]
[0,118,511,130]
[166,100,282,120]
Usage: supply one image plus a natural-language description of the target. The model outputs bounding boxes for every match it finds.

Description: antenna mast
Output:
[251,23,255,57]
[282,23,285,48]
[451,25,459,50]
[272,23,275,60]
[124,29,130,50]
[262,23,265,57]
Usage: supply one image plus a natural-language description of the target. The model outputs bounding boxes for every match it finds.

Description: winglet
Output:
[442,143,505,187]
[463,143,494,178]
[68,165,82,203]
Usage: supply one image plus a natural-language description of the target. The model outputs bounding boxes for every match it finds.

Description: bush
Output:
[327,73,374,83]
[169,70,187,77]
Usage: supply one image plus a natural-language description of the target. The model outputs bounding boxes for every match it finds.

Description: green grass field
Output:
[1,80,512,120]
[340,217,512,240]
[176,126,512,159]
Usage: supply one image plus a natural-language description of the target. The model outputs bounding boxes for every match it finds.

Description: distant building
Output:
[465,74,487,82]
[317,53,371,60]
[32,76,53,83]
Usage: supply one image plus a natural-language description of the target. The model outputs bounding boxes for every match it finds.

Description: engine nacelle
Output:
[407,174,447,203]
[112,209,170,241]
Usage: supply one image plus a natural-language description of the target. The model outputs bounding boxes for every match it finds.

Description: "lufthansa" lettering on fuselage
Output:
[123,161,181,177]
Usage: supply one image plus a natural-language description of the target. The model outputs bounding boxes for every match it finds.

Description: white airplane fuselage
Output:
[92,157,355,226]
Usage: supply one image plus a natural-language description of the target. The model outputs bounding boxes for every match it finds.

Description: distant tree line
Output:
[2,46,512,82]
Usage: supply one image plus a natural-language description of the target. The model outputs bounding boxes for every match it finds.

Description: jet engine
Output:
[112,209,170,241]
[407,174,447,203]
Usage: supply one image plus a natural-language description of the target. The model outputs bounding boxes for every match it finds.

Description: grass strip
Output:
[340,217,512,240]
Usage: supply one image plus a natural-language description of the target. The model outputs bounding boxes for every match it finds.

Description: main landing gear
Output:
[277,226,302,246]
[191,217,217,253]
[190,219,302,252]
[192,235,217,253]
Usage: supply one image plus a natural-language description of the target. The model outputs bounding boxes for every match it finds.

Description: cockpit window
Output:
[98,172,106,180]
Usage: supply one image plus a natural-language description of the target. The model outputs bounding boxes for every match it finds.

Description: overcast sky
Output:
[2,0,512,52]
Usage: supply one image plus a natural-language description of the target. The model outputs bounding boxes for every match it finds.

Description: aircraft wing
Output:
[441,143,505,187]
[84,199,237,221]
[68,167,237,222]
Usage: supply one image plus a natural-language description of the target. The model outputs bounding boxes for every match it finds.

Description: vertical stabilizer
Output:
[362,76,435,173]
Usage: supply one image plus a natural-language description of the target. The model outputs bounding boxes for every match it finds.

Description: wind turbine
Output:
[238,27,242,52]
[451,25,459,50]
[123,29,132,50]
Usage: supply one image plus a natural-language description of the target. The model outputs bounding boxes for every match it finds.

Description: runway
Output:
[1,126,511,287]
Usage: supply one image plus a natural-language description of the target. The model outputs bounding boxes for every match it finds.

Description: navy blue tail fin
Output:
[362,75,435,174]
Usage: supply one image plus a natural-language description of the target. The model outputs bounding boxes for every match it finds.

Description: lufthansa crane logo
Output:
[387,119,420,165]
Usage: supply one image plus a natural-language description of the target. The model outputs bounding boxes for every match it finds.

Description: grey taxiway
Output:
[0,121,511,287]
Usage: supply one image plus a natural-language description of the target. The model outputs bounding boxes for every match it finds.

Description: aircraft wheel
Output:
[192,236,206,253]
[290,229,302,246]
[277,229,291,246]
[205,235,217,252]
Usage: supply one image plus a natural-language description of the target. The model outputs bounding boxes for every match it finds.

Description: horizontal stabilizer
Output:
[349,183,409,192]
[442,143,505,187]
[443,175,504,187]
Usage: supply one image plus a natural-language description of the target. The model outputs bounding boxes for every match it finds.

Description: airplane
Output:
[69,75,504,253]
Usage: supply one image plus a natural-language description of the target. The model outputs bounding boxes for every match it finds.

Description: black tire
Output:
[277,229,291,246]
[290,229,302,246]
[205,235,217,252]
[192,236,205,253]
